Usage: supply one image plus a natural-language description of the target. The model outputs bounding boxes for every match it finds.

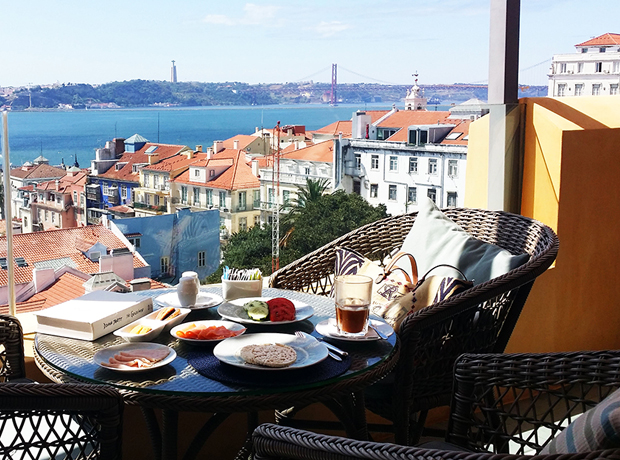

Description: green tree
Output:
[281,190,388,263]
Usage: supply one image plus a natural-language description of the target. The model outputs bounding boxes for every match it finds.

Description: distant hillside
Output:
[2,80,548,109]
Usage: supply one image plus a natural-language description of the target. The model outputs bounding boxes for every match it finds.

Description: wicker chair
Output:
[253,351,620,460]
[0,314,124,459]
[270,208,559,445]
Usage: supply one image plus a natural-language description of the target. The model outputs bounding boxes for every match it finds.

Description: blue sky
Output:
[2,0,619,88]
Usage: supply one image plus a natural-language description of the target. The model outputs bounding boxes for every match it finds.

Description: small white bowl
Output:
[143,307,191,332]
[114,320,166,342]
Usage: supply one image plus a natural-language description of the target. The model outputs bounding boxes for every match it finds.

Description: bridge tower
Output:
[330,64,337,106]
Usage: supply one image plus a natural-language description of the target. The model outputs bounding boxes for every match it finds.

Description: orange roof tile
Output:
[142,152,208,172]
[10,163,66,180]
[312,120,353,137]
[174,150,259,191]
[576,33,620,47]
[377,110,452,128]
[222,134,257,150]
[98,142,189,182]
[440,120,471,146]
[281,141,333,163]
[0,226,147,287]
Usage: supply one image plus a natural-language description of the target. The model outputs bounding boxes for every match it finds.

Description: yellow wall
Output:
[466,96,620,352]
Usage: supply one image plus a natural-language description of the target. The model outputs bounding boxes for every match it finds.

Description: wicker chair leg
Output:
[141,407,162,460]
[162,409,178,460]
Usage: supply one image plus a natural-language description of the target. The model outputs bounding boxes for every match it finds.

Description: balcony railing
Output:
[133,202,166,213]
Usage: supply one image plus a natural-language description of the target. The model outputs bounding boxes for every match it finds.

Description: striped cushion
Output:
[541,387,620,453]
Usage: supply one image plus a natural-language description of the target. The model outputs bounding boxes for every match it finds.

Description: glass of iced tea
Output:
[334,274,373,336]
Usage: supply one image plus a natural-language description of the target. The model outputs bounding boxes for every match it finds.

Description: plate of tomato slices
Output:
[171,320,246,344]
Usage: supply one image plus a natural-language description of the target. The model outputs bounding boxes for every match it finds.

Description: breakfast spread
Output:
[155,307,181,321]
[129,324,152,335]
[239,343,297,368]
[176,323,245,340]
[242,298,296,322]
[100,348,170,369]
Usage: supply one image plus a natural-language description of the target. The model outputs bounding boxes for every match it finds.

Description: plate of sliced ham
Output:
[94,343,176,372]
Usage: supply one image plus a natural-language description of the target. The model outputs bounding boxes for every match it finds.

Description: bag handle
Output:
[419,264,468,283]
[378,252,418,285]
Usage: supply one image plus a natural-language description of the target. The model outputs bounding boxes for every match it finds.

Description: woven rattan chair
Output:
[270,208,559,445]
[253,351,620,460]
[0,315,124,459]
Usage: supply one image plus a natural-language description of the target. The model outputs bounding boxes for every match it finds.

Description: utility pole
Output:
[271,122,281,273]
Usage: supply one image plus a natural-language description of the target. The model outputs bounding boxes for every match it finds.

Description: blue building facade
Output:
[108,208,220,283]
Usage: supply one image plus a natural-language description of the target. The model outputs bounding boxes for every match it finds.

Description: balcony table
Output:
[33,287,399,460]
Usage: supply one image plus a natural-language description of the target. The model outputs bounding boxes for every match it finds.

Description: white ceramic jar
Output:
[182,271,201,292]
[177,276,199,307]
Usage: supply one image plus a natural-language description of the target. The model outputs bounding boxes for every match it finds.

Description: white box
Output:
[36,291,153,341]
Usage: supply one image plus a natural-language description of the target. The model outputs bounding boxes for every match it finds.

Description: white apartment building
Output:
[548,33,620,97]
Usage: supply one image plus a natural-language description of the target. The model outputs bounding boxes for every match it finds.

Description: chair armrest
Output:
[0,314,27,381]
[447,351,620,454]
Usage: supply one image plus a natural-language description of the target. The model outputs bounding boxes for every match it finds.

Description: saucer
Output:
[315,318,394,341]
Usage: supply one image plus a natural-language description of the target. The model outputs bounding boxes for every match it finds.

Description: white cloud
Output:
[202,3,282,27]
[314,21,351,38]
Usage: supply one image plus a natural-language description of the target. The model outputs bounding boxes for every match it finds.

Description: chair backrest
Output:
[0,383,124,460]
[447,351,620,456]
[271,208,559,415]
[0,314,27,381]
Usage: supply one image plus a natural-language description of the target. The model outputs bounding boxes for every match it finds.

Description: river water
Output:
[1,103,453,167]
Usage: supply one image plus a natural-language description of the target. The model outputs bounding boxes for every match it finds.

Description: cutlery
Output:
[369,323,389,340]
[295,331,348,358]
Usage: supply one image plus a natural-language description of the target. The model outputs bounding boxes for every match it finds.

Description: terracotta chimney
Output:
[207,147,213,160]
[195,145,203,152]
[251,159,259,177]
[213,140,224,153]
[233,140,239,150]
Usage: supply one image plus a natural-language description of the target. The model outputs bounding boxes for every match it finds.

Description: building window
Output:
[595,62,603,73]
[128,237,141,248]
[578,62,584,73]
[253,190,260,209]
[160,257,170,275]
[408,187,417,204]
[181,186,188,204]
[600,47,606,53]
[198,251,206,267]
[143,174,149,188]
[428,159,438,175]
[304,167,311,175]
[45,210,49,221]
[559,62,567,73]
[447,192,457,207]
[194,169,200,177]
[193,187,200,206]
[254,215,260,225]
[575,84,584,96]
[371,155,379,169]
[611,84,619,95]
[557,84,566,97]
[102,182,110,195]
[238,191,247,211]
[121,186,127,199]
[427,188,437,203]
[146,194,151,205]
[355,153,361,170]
[389,156,398,172]
[153,175,159,188]
[154,195,160,206]
[51,212,55,223]
[614,61,620,73]
[268,188,275,204]
[370,184,378,198]
[24,216,28,228]
[283,190,291,206]
[219,191,226,208]
[592,84,601,96]
[388,185,397,201]
[73,191,77,203]
[581,47,588,53]
[448,160,458,178]
[409,157,418,173]
[239,217,247,232]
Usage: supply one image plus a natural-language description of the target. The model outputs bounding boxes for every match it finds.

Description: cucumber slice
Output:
[246,304,269,321]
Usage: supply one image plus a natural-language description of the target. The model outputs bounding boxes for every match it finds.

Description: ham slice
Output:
[100,347,170,369]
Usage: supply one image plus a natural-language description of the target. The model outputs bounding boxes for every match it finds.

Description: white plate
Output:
[94,343,176,372]
[217,297,314,325]
[170,320,246,344]
[155,291,224,309]
[213,332,328,371]
[315,318,394,342]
